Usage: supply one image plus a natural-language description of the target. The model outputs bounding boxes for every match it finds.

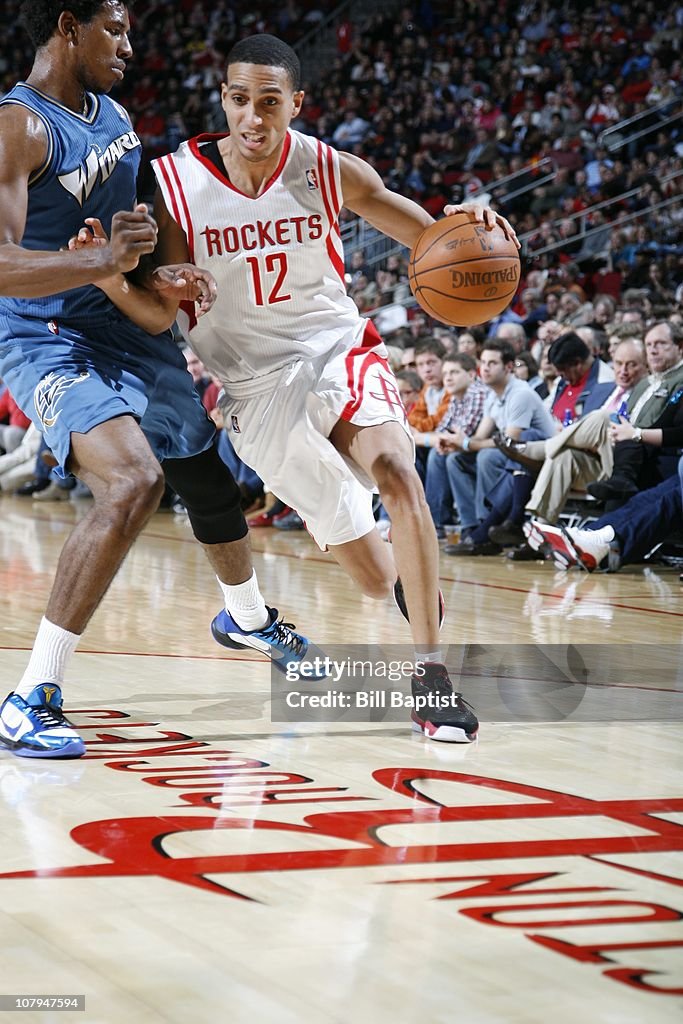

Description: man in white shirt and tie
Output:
[501,340,648,523]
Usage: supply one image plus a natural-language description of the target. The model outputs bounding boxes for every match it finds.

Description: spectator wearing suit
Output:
[546,332,616,427]
[586,321,683,506]
[494,340,648,539]
[452,338,637,554]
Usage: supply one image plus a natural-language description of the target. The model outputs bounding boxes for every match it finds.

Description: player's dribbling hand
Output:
[444,203,520,248]
[150,265,218,316]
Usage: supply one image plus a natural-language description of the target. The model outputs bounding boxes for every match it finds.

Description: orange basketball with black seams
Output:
[408,212,521,327]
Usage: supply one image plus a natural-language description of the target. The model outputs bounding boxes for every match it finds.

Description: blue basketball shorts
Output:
[0,310,215,476]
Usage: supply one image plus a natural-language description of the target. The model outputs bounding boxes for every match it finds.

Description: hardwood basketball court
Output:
[1,496,681,1023]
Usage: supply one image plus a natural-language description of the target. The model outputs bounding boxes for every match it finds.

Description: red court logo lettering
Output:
[1,709,681,996]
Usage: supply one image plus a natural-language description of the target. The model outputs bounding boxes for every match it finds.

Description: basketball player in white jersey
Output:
[75,35,519,743]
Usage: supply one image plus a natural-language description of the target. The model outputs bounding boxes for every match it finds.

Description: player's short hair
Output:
[227,34,301,91]
[19,1,114,48]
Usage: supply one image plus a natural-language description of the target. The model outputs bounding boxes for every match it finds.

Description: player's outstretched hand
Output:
[444,203,520,249]
[150,265,218,316]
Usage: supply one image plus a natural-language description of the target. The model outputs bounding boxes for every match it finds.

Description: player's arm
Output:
[339,152,519,248]
[0,106,156,297]
[340,152,432,248]
[68,193,216,333]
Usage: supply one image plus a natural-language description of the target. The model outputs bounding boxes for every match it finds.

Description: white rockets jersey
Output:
[153,130,365,391]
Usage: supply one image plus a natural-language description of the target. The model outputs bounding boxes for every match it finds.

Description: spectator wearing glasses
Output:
[513,351,547,398]
[586,321,683,505]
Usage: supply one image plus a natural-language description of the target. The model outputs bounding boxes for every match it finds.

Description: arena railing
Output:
[294,0,404,83]
[598,94,683,153]
[519,167,683,246]
[519,190,683,261]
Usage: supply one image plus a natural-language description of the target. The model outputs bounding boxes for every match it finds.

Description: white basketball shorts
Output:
[220,324,412,549]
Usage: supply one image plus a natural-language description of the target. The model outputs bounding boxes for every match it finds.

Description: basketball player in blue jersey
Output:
[72,35,520,744]
[0,4,320,761]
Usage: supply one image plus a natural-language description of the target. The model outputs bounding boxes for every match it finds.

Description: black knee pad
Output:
[163,444,247,545]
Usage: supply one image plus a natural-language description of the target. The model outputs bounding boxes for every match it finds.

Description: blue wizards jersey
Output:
[0,82,141,323]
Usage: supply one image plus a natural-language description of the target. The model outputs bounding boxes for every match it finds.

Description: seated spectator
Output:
[407,339,446,428]
[486,314,526,344]
[556,290,586,327]
[436,340,555,553]
[0,423,41,494]
[332,109,371,150]
[546,332,615,426]
[589,295,618,333]
[347,249,372,285]
[522,289,561,338]
[396,370,422,414]
[513,351,547,398]
[538,341,560,398]
[421,354,488,533]
[182,346,215,409]
[494,340,648,534]
[399,345,417,370]
[606,321,642,363]
[585,320,683,505]
[0,386,31,454]
[525,456,683,573]
[456,330,484,359]
[373,290,408,335]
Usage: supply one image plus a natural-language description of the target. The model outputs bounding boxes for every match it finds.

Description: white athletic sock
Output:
[218,571,269,632]
[415,650,443,665]
[15,617,81,697]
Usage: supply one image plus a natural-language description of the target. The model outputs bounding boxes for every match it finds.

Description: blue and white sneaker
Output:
[211,607,325,676]
[0,685,85,759]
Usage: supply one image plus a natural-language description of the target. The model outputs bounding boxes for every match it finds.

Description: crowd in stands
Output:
[2,1,682,575]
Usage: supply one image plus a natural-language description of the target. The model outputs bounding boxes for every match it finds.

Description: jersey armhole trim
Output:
[0,99,54,187]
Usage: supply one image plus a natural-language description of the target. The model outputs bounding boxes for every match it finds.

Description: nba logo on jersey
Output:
[231,415,241,433]
[305,168,319,191]
[47,320,59,335]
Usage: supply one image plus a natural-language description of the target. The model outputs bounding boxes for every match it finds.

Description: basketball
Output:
[408,212,521,327]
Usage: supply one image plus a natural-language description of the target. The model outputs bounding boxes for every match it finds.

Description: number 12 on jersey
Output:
[246,253,291,306]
